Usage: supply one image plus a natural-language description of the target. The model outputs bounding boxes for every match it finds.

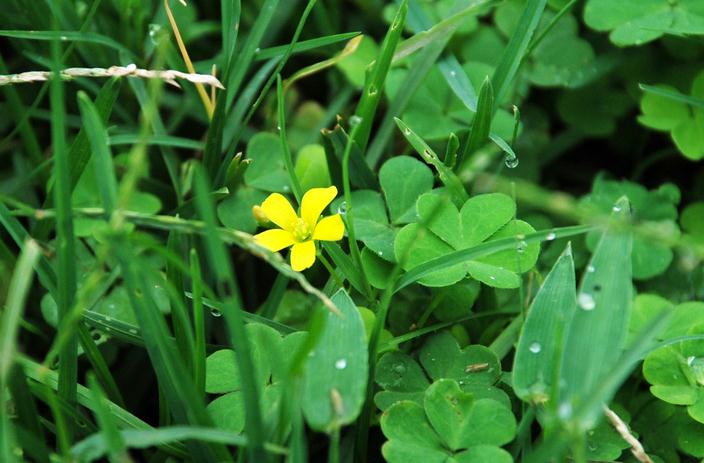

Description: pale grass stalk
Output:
[164,0,215,118]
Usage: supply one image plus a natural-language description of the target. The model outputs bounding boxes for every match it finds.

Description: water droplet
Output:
[255,47,261,53]
[148,24,162,44]
[586,265,596,273]
[578,292,596,311]
[378,251,383,256]
[104,316,112,322]
[546,232,556,241]
[282,185,290,192]
[129,328,138,335]
[60,35,68,41]
[335,358,347,370]
[688,356,696,366]
[516,240,528,253]
[367,85,378,96]
[558,402,572,420]
[612,205,622,212]
[276,124,281,131]
[393,364,406,375]
[210,308,222,317]
[350,115,363,126]
[337,201,348,215]
[505,155,519,169]
[529,342,541,354]
[450,70,457,77]
[404,128,411,135]
[489,276,496,281]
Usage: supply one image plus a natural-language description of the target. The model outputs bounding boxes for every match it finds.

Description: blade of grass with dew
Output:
[458,77,494,167]
[192,165,266,462]
[189,248,207,399]
[0,239,40,385]
[166,232,196,369]
[366,31,455,167]
[353,0,408,154]
[513,243,576,403]
[402,0,477,111]
[256,32,360,60]
[394,117,468,204]
[86,374,129,463]
[221,0,240,72]
[18,356,189,458]
[225,0,280,109]
[112,238,233,462]
[395,225,593,291]
[50,29,79,433]
[491,0,547,104]
[0,30,131,55]
[558,197,633,426]
[639,83,704,109]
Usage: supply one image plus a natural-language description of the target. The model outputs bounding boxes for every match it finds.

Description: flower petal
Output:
[254,229,295,252]
[300,186,338,228]
[259,193,298,231]
[313,214,345,241]
[290,240,316,271]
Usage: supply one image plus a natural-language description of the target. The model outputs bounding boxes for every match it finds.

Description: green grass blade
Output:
[255,32,360,60]
[0,239,40,385]
[50,29,78,429]
[277,75,304,202]
[225,0,280,109]
[86,374,129,463]
[221,0,241,72]
[0,30,131,55]
[7,366,48,459]
[109,134,205,150]
[366,29,455,168]
[353,0,408,153]
[321,123,377,190]
[394,117,468,204]
[193,165,266,462]
[71,426,287,461]
[395,225,592,292]
[77,91,118,215]
[112,238,232,462]
[19,356,189,458]
[639,83,704,109]
[559,198,633,425]
[459,77,494,167]
[189,248,207,399]
[491,0,547,103]
[513,243,576,403]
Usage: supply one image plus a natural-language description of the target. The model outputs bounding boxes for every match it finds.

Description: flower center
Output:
[292,218,312,242]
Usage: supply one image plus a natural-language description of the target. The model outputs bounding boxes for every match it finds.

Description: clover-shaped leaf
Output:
[302,289,368,431]
[644,324,704,424]
[331,189,397,262]
[205,323,305,433]
[581,177,681,279]
[217,187,267,234]
[375,331,508,411]
[379,156,434,225]
[380,379,515,463]
[394,192,539,288]
[584,0,704,47]
[639,71,704,160]
[243,132,290,192]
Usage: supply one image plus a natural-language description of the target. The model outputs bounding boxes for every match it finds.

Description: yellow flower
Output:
[253,186,345,271]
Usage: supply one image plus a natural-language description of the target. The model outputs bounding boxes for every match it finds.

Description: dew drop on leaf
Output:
[335,358,347,370]
[337,201,347,215]
[546,232,556,241]
[529,342,541,354]
[210,308,222,317]
[578,292,596,311]
[505,155,519,169]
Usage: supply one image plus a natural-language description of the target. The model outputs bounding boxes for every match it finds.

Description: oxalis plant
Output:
[1,0,704,462]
